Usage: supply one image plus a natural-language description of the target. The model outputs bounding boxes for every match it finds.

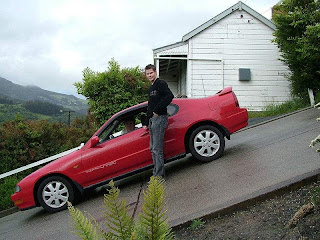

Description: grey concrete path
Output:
[0,107,319,240]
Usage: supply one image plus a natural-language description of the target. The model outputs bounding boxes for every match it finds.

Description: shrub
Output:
[74,59,150,125]
[0,176,19,210]
[0,114,98,211]
[0,114,97,174]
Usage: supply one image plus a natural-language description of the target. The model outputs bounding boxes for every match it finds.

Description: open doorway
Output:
[157,55,187,97]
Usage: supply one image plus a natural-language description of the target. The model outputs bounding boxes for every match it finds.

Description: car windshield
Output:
[98,120,119,143]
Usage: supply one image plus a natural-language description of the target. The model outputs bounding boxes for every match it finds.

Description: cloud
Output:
[0,0,279,97]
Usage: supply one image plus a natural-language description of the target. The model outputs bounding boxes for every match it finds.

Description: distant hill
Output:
[0,77,88,114]
[0,97,84,125]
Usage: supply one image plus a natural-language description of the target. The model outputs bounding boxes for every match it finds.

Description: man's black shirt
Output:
[146,78,174,121]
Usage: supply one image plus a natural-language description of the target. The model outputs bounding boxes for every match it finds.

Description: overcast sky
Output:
[0,0,280,98]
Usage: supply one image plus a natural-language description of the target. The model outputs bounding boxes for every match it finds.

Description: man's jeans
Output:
[149,115,168,177]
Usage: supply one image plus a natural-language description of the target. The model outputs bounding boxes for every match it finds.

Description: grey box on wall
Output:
[239,68,251,81]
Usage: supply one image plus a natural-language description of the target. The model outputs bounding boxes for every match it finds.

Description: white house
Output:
[153,1,291,111]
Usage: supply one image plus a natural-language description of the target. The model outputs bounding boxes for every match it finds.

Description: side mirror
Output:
[89,136,100,148]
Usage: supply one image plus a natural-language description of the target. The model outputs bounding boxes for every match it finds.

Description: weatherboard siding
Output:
[188,10,290,110]
[154,2,291,111]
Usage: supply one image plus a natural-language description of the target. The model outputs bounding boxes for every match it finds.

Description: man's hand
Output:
[143,125,148,130]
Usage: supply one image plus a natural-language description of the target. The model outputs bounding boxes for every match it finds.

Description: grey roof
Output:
[153,41,187,54]
[182,1,276,41]
[153,1,276,53]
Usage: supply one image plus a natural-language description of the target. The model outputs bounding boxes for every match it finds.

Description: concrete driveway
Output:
[164,107,320,226]
[0,107,319,240]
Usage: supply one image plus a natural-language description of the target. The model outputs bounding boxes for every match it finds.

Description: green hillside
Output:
[0,103,49,122]
[0,100,83,124]
[0,77,88,114]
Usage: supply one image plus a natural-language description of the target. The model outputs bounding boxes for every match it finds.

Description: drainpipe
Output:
[155,58,160,77]
[188,41,192,97]
[221,60,224,89]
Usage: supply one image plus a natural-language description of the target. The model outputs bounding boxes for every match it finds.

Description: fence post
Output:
[308,88,315,106]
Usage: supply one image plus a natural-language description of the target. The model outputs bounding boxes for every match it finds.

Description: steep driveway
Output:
[0,107,319,240]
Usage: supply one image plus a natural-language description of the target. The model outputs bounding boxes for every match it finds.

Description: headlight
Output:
[15,185,21,193]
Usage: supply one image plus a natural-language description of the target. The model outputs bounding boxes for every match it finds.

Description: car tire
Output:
[189,125,225,162]
[37,176,74,213]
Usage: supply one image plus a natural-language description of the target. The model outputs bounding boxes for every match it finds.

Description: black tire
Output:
[189,125,225,162]
[37,176,74,213]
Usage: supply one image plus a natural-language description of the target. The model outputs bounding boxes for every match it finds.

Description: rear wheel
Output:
[37,176,74,213]
[189,125,225,162]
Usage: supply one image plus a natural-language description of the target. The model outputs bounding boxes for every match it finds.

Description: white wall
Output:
[189,10,291,110]
[190,60,223,97]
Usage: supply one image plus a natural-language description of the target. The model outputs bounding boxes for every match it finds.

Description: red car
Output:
[11,87,248,213]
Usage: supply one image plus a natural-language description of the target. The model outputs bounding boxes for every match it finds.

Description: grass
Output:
[311,186,320,206]
[249,91,320,119]
[189,218,206,231]
[248,98,310,119]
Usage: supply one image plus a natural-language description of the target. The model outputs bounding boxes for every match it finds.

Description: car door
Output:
[163,104,180,159]
[81,126,151,187]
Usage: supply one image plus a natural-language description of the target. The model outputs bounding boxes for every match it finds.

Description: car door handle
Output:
[140,131,149,137]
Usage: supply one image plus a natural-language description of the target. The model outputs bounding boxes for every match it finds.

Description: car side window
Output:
[108,115,142,139]
[97,106,148,143]
[167,104,179,116]
[98,120,119,143]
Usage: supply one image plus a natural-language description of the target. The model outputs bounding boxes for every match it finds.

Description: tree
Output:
[74,59,150,125]
[22,100,63,116]
[272,0,320,99]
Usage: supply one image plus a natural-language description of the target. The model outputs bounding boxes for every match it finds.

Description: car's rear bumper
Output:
[223,108,248,134]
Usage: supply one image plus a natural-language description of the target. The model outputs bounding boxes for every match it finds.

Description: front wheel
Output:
[189,125,225,162]
[37,176,74,213]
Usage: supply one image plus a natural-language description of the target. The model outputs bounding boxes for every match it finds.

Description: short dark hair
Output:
[145,64,156,72]
[123,116,135,123]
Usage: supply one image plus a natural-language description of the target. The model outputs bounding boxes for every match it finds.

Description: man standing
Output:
[143,64,174,178]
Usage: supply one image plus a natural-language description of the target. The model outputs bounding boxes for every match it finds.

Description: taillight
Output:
[232,92,239,107]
